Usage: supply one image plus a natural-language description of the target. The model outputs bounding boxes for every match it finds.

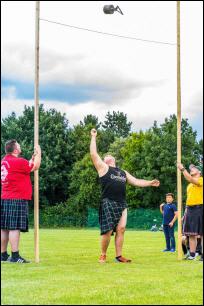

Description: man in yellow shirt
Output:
[178,163,203,261]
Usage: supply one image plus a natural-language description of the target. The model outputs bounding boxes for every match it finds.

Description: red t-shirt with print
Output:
[1,154,34,200]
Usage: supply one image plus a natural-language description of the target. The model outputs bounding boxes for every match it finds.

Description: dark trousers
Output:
[163,224,176,250]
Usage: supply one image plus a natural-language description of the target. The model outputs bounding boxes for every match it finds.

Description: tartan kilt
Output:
[1,199,29,232]
[99,198,127,235]
[183,205,203,236]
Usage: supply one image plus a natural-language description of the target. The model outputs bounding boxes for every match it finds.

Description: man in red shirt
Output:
[1,139,41,263]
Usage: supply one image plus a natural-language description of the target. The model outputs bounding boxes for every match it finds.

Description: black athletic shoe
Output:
[9,256,30,263]
[199,256,203,262]
[1,254,10,262]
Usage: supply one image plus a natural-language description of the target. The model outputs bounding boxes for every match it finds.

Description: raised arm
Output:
[177,163,202,186]
[160,203,165,214]
[90,129,108,177]
[125,171,160,187]
[31,145,41,172]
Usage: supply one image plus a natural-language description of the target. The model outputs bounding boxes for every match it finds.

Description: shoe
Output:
[9,256,30,263]
[99,254,106,263]
[183,252,191,260]
[115,256,131,263]
[162,249,170,252]
[184,254,190,260]
[186,256,196,261]
[1,254,10,262]
[199,256,203,262]
[170,249,176,253]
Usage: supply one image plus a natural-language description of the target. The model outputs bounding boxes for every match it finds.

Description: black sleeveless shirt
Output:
[99,166,127,202]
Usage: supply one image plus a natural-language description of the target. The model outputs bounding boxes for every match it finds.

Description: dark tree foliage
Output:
[1,108,202,218]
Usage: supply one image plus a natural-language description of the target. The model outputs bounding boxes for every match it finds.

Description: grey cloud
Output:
[2,42,166,105]
[184,90,203,117]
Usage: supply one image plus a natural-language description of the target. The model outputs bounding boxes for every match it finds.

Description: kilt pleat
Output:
[1,199,29,232]
[183,205,203,236]
[99,198,127,235]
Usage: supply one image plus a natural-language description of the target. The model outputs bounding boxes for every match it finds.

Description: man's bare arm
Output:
[177,163,202,186]
[90,129,108,176]
[182,170,201,185]
[125,171,160,187]
[160,203,165,214]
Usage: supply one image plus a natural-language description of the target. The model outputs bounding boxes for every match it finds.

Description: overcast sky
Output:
[1,1,203,139]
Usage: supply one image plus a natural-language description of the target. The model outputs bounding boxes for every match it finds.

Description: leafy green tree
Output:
[82,114,101,129]
[67,153,101,223]
[121,115,201,208]
[70,115,100,163]
[70,112,122,162]
[108,137,129,168]
[102,111,132,137]
[1,107,202,223]
[120,131,149,208]
[1,105,73,206]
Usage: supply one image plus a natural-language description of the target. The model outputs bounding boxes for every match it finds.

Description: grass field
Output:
[1,229,203,305]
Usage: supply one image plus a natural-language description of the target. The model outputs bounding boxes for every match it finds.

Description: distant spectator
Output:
[182,235,202,258]
[178,163,203,261]
[160,193,178,253]
[1,140,41,263]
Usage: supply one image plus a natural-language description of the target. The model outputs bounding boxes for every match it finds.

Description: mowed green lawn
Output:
[1,229,203,305]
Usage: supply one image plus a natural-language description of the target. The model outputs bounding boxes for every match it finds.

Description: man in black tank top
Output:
[90,129,160,263]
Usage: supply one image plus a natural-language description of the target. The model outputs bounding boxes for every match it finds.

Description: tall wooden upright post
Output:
[34,0,40,263]
[177,1,182,260]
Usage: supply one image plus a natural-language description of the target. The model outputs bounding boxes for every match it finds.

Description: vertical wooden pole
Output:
[34,0,40,263]
[177,1,182,260]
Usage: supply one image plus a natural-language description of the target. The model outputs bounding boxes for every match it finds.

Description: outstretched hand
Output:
[91,129,97,137]
[150,179,160,187]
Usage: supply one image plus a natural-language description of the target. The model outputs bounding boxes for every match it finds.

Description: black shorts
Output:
[99,198,127,235]
[183,205,203,236]
[1,199,29,232]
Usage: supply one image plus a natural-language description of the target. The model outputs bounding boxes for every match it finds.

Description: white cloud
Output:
[1,86,17,99]
[1,83,202,134]
[1,1,203,136]
[2,42,171,105]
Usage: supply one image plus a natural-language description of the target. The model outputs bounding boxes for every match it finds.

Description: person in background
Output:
[160,193,178,253]
[1,140,41,263]
[182,235,202,258]
[178,163,203,261]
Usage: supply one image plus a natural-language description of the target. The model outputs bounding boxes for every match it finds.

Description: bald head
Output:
[104,155,116,167]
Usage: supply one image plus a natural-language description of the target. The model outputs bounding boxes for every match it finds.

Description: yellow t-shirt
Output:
[186,177,203,206]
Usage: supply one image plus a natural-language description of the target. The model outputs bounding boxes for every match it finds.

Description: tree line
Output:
[1,105,203,219]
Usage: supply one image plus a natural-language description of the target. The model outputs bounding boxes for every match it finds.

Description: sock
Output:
[12,251,19,259]
[190,252,195,257]
[182,244,187,255]
[1,251,9,259]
